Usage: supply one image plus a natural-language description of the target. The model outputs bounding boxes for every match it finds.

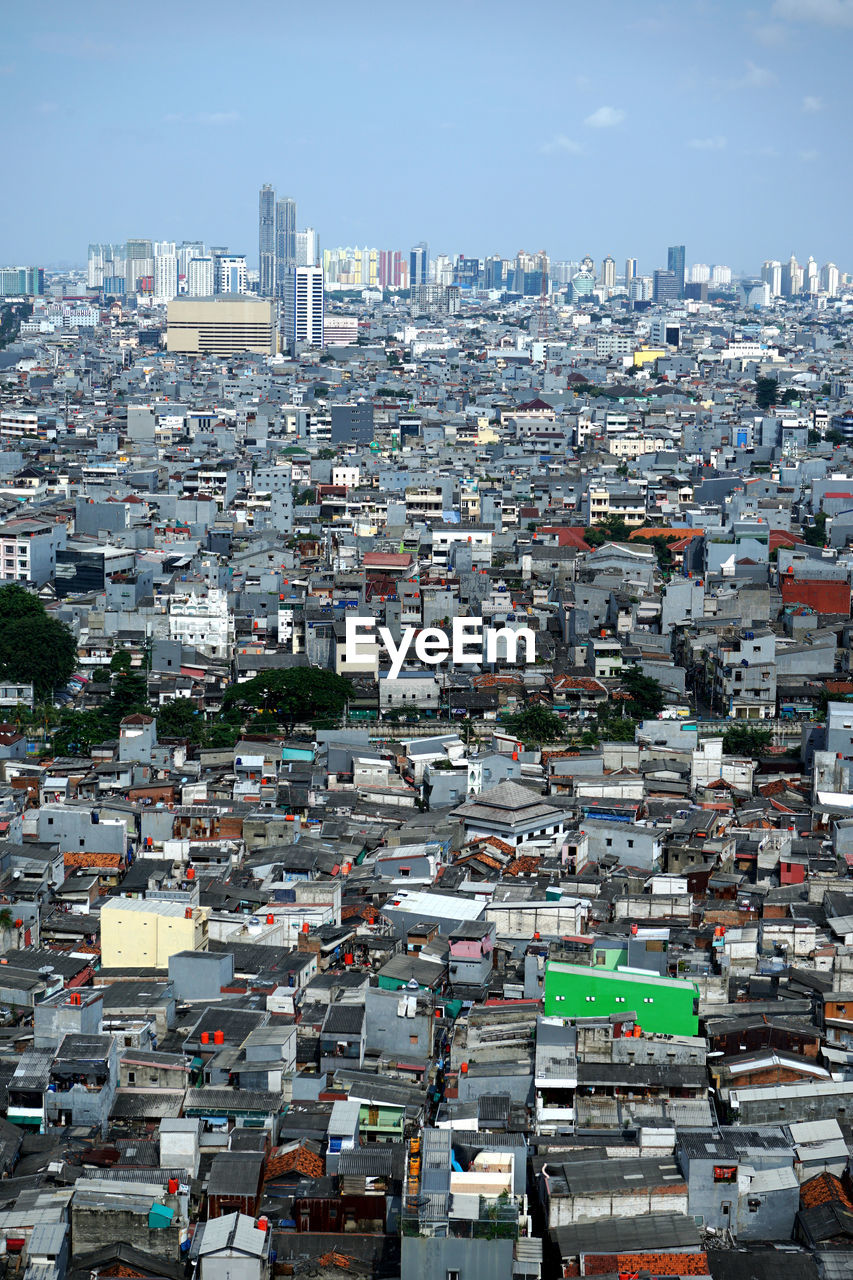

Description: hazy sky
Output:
[2,0,851,273]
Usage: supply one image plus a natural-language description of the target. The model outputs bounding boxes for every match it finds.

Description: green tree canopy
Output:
[584,514,632,546]
[722,724,772,756]
[501,704,565,746]
[619,666,666,720]
[223,667,353,733]
[755,376,778,410]
[0,588,77,700]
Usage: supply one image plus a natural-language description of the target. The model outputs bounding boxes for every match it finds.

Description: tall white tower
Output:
[283,266,324,351]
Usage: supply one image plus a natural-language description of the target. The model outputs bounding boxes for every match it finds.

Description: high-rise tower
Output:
[275,198,297,298]
[259,184,276,297]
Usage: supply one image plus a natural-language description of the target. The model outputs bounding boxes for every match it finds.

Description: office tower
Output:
[275,198,297,297]
[454,256,481,288]
[187,257,215,297]
[690,264,711,284]
[805,255,819,295]
[821,262,839,296]
[781,254,802,299]
[600,255,616,289]
[166,297,277,356]
[87,243,116,290]
[295,227,320,267]
[630,276,654,302]
[259,184,276,296]
[177,242,205,282]
[409,242,428,287]
[153,242,178,303]
[125,238,153,295]
[0,267,44,297]
[434,254,453,286]
[215,254,247,295]
[653,269,680,304]
[624,257,637,286]
[283,265,324,350]
[710,264,732,286]
[379,250,403,289]
[667,245,686,296]
[761,260,782,297]
[484,255,504,290]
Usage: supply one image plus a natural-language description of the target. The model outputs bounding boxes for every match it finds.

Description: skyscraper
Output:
[295,227,320,267]
[821,262,839,297]
[667,245,686,296]
[259,184,276,297]
[601,255,616,289]
[283,265,324,351]
[153,242,178,303]
[624,257,637,286]
[761,260,782,297]
[275,198,297,297]
[125,238,153,296]
[409,242,428,287]
[187,257,215,297]
[215,254,247,296]
[653,269,680,304]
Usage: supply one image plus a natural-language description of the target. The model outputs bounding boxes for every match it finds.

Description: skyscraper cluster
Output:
[762,254,839,299]
[257,185,324,351]
[86,240,248,302]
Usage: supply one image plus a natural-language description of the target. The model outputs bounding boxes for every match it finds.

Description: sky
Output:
[1,0,852,274]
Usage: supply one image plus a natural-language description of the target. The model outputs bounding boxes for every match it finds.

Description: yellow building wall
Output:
[100,904,206,968]
[633,348,667,368]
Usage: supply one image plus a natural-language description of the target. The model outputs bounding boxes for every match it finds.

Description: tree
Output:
[723,724,771,756]
[584,513,631,546]
[619,666,665,720]
[596,716,637,742]
[804,511,828,547]
[501,704,565,745]
[0,594,77,701]
[223,668,353,733]
[157,698,204,742]
[110,651,132,674]
[755,377,778,410]
[0,583,43,622]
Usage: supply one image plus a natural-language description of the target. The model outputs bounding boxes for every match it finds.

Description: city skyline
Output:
[3,0,852,269]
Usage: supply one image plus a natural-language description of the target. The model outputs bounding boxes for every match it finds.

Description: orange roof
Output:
[800,1171,853,1210]
[583,1255,709,1277]
[629,527,703,542]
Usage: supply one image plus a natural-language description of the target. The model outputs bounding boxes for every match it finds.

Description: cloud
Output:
[753,20,789,43]
[798,147,820,160]
[584,105,625,128]
[773,0,853,24]
[737,60,776,86]
[162,111,240,125]
[540,134,583,155]
[802,94,823,111]
[689,135,727,150]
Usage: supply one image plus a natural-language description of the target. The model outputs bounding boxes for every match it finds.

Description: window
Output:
[410,1034,418,1045]
[447,1271,460,1280]
[585,995,596,1002]
[127,1071,135,1084]
[714,1166,737,1183]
